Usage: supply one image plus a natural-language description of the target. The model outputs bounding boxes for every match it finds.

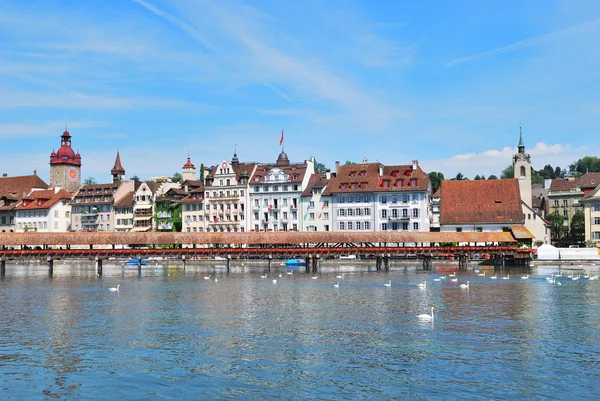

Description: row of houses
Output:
[1,129,600,247]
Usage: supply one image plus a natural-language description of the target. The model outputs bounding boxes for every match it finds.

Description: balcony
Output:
[270,207,280,212]
[388,215,410,221]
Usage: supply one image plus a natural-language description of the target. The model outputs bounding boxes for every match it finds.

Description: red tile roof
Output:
[323,162,429,195]
[440,179,523,225]
[301,173,332,197]
[578,172,600,189]
[114,191,135,207]
[0,174,48,199]
[15,189,71,211]
[250,162,308,184]
[549,178,579,192]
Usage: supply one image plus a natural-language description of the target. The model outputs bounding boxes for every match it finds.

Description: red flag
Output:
[268,205,272,211]
[279,130,284,145]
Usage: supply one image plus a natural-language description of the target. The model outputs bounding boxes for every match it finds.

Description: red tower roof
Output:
[50,129,81,166]
[111,151,125,176]
[183,157,196,169]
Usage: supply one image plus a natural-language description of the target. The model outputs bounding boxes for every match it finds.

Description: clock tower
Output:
[49,128,81,192]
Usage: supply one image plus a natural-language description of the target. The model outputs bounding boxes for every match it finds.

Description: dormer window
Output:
[391,170,399,177]
[405,170,412,177]
[411,179,418,187]
[350,171,356,177]
[359,171,366,176]
[382,180,390,188]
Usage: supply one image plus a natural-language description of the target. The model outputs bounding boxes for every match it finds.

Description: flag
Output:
[268,205,272,211]
[321,202,326,210]
[279,130,284,145]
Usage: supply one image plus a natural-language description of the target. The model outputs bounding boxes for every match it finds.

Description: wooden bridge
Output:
[0,230,534,274]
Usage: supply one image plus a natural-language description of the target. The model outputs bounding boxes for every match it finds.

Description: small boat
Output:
[213,256,226,261]
[126,258,149,265]
[339,255,357,260]
[285,259,306,266]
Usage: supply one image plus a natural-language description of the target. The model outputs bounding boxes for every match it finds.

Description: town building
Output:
[182,156,197,182]
[248,152,314,232]
[324,160,431,232]
[111,151,126,183]
[0,173,48,232]
[439,179,524,232]
[49,128,81,193]
[71,183,122,231]
[132,181,161,232]
[430,189,441,231]
[580,183,600,246]
[14,188,72,232]
[547,177,582,239]
[512,130,551,246]
[300,172,333,232]
[204,152,256,232]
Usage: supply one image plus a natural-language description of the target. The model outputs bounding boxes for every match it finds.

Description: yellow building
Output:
[580,184,600,246]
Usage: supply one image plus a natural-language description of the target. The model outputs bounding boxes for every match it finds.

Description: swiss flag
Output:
[279,130,284,145]
[268,205,272,211]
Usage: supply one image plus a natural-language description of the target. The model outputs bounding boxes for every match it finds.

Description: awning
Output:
[134,215,153,221]
[131,226,151,232]
[134,205,152,210]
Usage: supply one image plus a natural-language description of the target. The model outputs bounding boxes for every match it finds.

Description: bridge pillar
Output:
[227,255,231,271]
[384,254,389,271]
[182,255,186,270]
[314,254,319,273]
[0,256,5,275]
[47,256,54,274]
[96,256,103,276]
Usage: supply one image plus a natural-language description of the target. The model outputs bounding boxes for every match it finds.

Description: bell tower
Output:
[513,127,532,208]
[111,151,125,183]
[49,127,81,192]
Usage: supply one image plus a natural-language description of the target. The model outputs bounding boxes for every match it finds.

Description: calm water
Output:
[0,261,599,400]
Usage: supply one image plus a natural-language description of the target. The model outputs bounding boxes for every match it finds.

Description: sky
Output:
[1,0,599,183]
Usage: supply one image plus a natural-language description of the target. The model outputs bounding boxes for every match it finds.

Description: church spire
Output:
[111,151,125,183]
[518,126,525,154]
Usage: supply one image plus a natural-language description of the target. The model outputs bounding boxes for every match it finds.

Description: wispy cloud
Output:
[446,18,600,67]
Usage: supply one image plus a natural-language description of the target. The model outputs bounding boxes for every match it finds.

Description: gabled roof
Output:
[0,174,49,199]
[578,172,600,189]
[114,191,135,207]
[15,189,71,211]
[549,178,580,192]
[250,162,308,185]
[580,183,600,203]
[301,173,332,197]
[440,179,523,225]
[323,163,429,195]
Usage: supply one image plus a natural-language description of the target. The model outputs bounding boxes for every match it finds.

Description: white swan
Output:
[311,276,318,279]
[474,269,480,274]
[204,274,211,280]
[521,275,529,280]
[450,277,458,282]
[384,280,391,287]
[589,275,599,280]
[336,273,345,279]
[109,285,120,292]
[478,271,486,277]
[418,281,427,289]
[272,279,277,284]
[214,277,218,282]
[286,271,293,275]
[433,277,441,282]
[260,274,268,279]
[449,272,456,277]
[417,307,434,321]
[333,282,340,288]
[460,281,470,289]
[502,275,510,280]
[490,274,497,279]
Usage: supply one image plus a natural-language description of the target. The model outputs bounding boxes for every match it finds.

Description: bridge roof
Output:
[0,231,517,246]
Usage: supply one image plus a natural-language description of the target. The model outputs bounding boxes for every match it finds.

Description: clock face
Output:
[68,168,78,180]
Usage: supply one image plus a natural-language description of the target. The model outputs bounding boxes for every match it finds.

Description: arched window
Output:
[520,166,526,177]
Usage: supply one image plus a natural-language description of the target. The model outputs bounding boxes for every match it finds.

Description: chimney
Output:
[2,173,6,177]
[184,185,189,193]
[335,161,340,174]
[325,169,331,180]
[412,160,418,171]
[379,164,383,177]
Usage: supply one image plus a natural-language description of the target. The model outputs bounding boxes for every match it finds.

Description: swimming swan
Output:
[109,285,120,292]
[460,281,470,289]
[418,281,427,289]
[417,307,434,321]
[384,280,391,287]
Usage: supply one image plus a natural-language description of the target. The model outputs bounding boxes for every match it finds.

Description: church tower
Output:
[513,127,532,208]
[49,128,81,192]
[182,155,196,182]
[111,151,125,183]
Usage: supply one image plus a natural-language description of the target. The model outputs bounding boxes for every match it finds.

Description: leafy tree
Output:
[570,156,600,174]
[531,169,544,185]
[452,172,468,180]
[428,172,445,193]
[487,175,498,180]
[172,172,183,184]
[313,159,327,174]
[199,163,205,183]
[554,166,564,179]
[344,161,357,165]
[538,164,556,179]
[546,212,566,242]
[474,175,483,180]
[570,210,585,243]
[84,177,97,185]
[172,204,182,232]
[500,165,514,179]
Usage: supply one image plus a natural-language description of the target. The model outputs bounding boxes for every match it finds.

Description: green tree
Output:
[172,172,183,184]
[546,212,566,242]
[570,210,585,243]
[554,166,564,179]
[199,163,205,182]
[487,174,498,180]
[539,164,556,179]
[313,159,327,174]
[172,204,182,232]
[500,165,514,179]
[84,177,97,185]
[428,172,445,193]
[474,175,483,180]
[570,156,600,174]
[345,161,357,165]
[531,169,544,185]
[453,172,466,180]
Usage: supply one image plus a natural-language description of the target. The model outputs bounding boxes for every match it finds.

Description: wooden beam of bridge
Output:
[0,231,518,247]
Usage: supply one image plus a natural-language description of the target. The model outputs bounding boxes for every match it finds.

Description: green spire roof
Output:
[518,126,524,147]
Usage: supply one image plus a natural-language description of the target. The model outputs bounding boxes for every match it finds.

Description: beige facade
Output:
[581,185,600,245]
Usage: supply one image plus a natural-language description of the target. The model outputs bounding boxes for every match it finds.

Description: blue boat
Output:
[285,259,306,266]
[126,258,149,265]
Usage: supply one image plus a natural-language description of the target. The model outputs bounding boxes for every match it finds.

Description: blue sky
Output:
[1,0,599,182]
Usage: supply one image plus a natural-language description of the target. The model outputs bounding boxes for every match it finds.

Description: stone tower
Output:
[111,151,125,183]
[513,127,532,208]
[182,156,196,182]
[49,129,81,192]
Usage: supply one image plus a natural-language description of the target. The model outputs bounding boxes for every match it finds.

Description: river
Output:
[0,262,598,399]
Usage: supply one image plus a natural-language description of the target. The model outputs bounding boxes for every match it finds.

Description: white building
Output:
[14,188,72,232]
[249,152,314,232]
[300,172,333,232]
[324,161,431,232]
